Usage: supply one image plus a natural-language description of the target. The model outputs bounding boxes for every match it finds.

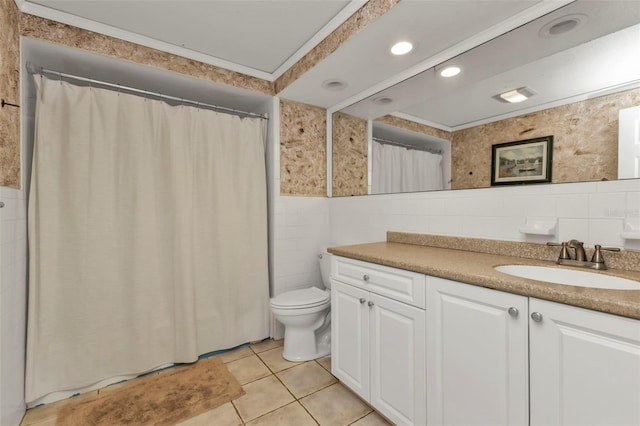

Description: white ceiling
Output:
[23,0,354,76]
[19,0,564,107]
[21,0,636,122]
[341,0,640,130]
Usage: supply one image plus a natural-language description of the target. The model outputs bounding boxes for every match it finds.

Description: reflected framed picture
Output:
[491,136,553,186]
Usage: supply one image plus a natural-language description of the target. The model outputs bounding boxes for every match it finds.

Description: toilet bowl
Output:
[270,248,332,361]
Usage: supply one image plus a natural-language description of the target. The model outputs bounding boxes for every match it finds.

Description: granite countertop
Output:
[328,241,640,320]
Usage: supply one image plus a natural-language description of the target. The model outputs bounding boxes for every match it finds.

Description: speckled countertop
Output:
[328,237,640,320]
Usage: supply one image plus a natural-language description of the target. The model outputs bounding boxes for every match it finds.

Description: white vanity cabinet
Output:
[426,276,529,426]
[529,298,640,426]
[331,256,426,426]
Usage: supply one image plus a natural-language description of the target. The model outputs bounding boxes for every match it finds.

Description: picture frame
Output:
[491,136,553,186]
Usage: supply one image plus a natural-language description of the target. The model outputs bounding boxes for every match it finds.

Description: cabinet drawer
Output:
[332,256,426,309]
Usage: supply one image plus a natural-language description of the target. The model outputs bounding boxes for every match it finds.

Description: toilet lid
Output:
[271,287,330,309]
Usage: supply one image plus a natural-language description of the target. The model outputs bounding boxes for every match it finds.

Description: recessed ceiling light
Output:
[372,96,393,105]
[495,87,536,103]
[539,14,587,38]
[439,66,461,78]
[390,41,413,56]
[321,79,347,91]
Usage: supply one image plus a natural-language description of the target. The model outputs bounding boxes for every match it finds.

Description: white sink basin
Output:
[494,265,640,290]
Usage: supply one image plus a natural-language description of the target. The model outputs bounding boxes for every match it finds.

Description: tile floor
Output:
[21,339,392,426]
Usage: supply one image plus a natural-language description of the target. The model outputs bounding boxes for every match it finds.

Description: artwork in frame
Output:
[491,136,553,186]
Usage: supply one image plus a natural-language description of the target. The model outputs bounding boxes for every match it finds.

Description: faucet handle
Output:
[547,241,571,260]
[591,244,621,264]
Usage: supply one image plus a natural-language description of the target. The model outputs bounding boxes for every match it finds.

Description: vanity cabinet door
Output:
[529,298,640,426]
[369,292,426,426]
[426,277,529,426]
[331,280,370,401]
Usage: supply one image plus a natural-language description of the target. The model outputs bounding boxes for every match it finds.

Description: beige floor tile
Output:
[175,402,242,426]
[300,382,372,426]
[245,401,317,426]
[232,375,295,422]
[316,356,332,373]
[226,354,272,385]
[277,361,337,398]
[350,411,393,426]
[216,345,254,363]
[21,391,99,426]
[257,346,300,373]
[250,338,284,354]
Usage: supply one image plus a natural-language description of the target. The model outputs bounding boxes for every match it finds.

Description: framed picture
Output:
[491,136,553,186]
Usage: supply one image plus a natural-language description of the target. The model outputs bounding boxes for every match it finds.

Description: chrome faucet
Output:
[547,241,620,270]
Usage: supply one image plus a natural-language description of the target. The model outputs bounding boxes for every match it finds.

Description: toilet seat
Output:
[271,287,329,310]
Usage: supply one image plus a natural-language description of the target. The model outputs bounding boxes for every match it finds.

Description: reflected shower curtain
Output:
[26,77,269,403]
[372,141,444,193]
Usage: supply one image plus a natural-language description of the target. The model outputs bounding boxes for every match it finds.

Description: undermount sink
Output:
[494,265,640,290]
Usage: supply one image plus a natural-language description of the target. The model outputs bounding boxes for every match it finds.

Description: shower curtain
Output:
[372,141,444,193]
[26,77,269,403]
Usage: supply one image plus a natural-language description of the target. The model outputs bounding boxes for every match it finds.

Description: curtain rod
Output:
[372,136,443,154]
[30,66,268,120]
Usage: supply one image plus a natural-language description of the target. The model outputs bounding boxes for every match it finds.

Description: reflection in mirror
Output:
[332,1,640,196]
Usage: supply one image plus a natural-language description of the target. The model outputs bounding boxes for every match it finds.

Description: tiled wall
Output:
[0,188,27,426]
[329,179,640,252]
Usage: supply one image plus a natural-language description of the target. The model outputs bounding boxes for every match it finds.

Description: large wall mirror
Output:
[331,1,640,197]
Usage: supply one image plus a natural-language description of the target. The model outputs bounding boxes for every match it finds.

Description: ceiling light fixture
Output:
[372,96,393,105]
[539,14,587,38]
[390,41,413,56]
[321,79,347,91]
[495,87,536,103]
[439,66,461,77]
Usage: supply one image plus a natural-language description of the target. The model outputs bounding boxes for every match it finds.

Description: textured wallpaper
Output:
[375,114,452,141]
[451,88,640,189]
[0,0,21,188]
[279,99,327,196]
[332,111,368,197]
[19,14,274,96]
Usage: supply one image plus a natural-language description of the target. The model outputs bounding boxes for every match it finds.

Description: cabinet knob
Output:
[507,307,519,318]
[359,298,366,304]
[363,274,370,281]
[531,312,543,322]
[368,301,375,307]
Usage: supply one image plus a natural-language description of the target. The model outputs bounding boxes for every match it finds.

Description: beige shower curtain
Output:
[26,77,269,403]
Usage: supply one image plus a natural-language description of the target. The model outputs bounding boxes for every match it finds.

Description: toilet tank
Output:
[319,248,332,289]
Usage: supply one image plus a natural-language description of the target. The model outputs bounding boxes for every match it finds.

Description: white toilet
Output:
[270,248,332,361]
